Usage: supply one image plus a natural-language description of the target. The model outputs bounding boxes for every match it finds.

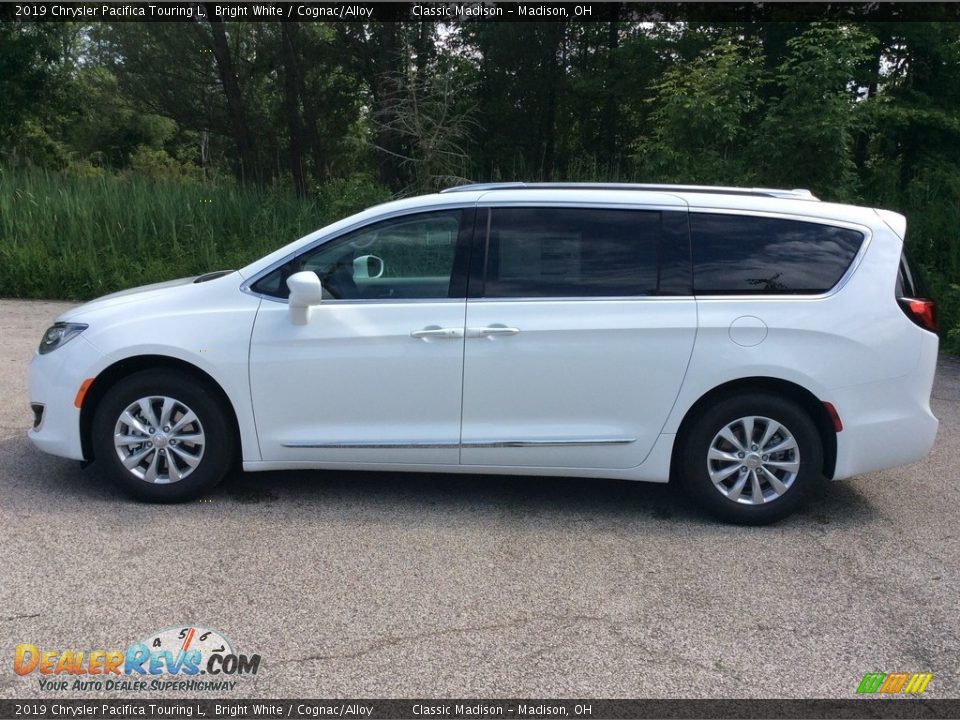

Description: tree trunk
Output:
[854,33,883,177]
[281,22,307,198]
[289,23,329,183]
[375,23,403,189]
[414,23,431,75]
[204,16,258,185]
[540,23,565,177]
[602,5,620,171]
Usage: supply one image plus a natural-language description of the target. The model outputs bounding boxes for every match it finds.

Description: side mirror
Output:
[287,271,323,325]
[353,254,384,279]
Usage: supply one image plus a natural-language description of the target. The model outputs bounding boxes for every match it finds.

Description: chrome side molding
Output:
[282,437,636,449]
[463,437,634,448]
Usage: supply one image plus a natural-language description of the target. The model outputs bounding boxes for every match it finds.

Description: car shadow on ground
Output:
[0,434,880,530]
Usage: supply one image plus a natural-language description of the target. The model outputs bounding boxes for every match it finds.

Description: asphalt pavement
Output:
[1,298,957,699]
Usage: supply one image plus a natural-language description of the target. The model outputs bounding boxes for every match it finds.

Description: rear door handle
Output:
[466,325,520,338]
[411,326,464,340]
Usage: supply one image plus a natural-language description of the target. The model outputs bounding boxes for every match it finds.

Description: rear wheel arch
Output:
[671,376,838,482]
[79,355,242,465]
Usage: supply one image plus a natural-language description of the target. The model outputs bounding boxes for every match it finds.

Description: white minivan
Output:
[28,183,940,523]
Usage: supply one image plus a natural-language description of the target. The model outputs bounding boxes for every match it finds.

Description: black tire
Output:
[92,369,235,502]
[678,393,822,525]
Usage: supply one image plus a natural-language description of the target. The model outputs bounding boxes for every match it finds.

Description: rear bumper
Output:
[831,332,939,480]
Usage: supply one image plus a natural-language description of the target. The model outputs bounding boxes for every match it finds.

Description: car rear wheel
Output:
[679,394,822,524]
[92,369,235,502]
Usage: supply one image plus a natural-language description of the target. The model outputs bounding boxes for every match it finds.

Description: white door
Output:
[459,206,697,470]
[249,210,470,465]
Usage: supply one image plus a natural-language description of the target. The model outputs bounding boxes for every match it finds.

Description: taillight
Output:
[897,297,938,334]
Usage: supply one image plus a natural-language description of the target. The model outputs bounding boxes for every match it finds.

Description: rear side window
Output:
[895,249,929,298]
[480,208,663,298]
[690,213,865,295]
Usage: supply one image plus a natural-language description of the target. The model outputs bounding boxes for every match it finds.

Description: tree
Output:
[0,24,68,163]
[334,22,407,189]
[372,70,477,194]
[634,35,766,184]
[203,15,261,184]
[754,23,877,198]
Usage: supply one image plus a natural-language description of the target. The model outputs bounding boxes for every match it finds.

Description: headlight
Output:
[38,322,88,355]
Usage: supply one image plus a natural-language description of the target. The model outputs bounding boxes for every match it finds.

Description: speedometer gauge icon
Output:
[140,625,234,663]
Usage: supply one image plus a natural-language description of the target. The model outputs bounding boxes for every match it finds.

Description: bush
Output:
[315,173,393,220]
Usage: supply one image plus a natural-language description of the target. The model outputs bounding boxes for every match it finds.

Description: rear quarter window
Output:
[895,249,930,298]
[690,213,865,295]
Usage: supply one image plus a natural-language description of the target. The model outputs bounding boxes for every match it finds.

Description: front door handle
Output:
[466,325,520,338]
[411,326,464,340]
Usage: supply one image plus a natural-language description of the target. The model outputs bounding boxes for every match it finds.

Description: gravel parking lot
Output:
[1,298,957,700]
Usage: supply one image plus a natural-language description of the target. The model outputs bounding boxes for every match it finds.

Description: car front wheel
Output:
[92,369,235,502]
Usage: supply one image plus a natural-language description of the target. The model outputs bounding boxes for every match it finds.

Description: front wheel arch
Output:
[79,355,242,466]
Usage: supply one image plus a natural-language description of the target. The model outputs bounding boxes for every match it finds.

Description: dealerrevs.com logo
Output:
[14,625,260,692]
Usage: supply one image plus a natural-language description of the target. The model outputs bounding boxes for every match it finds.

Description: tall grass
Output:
[0,165,957,353]
[0,167,388,300]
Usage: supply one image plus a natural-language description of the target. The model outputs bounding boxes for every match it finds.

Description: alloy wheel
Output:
[706,415,800,505]
[113,396,205,484]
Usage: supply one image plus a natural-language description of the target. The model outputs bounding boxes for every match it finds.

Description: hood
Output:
[58,271,240,322]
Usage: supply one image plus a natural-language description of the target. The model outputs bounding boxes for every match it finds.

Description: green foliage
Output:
[127,147,203,181]
[634,23,877,195]
[921,273,960,353]
[634,36,766,183]
[755,23,877,199]
[896,162,960,350]
[0,24,61,139]
[0,19,959,353]
[315,174,393,219]
[0,167,388,300]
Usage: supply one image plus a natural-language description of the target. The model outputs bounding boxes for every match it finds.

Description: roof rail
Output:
[440,182,819,201]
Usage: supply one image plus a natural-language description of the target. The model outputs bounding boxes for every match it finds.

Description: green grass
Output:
[0,166,388,300]
[0,165,957,353]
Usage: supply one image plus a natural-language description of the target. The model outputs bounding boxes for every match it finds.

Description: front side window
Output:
[480,207,662,298]
[690,213,865,295]
[252,210,464,300]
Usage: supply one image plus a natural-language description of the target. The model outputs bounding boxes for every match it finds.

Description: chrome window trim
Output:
[686,208,874,301]
[259,297,469,306]
[240,203,476,301]
[261,295,694,306]
[243,202,874,305]
[244,201,689,305]
[466,296,694,303]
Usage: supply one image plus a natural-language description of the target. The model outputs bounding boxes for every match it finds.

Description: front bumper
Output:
[27,334,103,461]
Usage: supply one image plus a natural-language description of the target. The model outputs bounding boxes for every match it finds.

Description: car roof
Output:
[239,183,895,281]
[441,182,820,201]
[433,182,886,229]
